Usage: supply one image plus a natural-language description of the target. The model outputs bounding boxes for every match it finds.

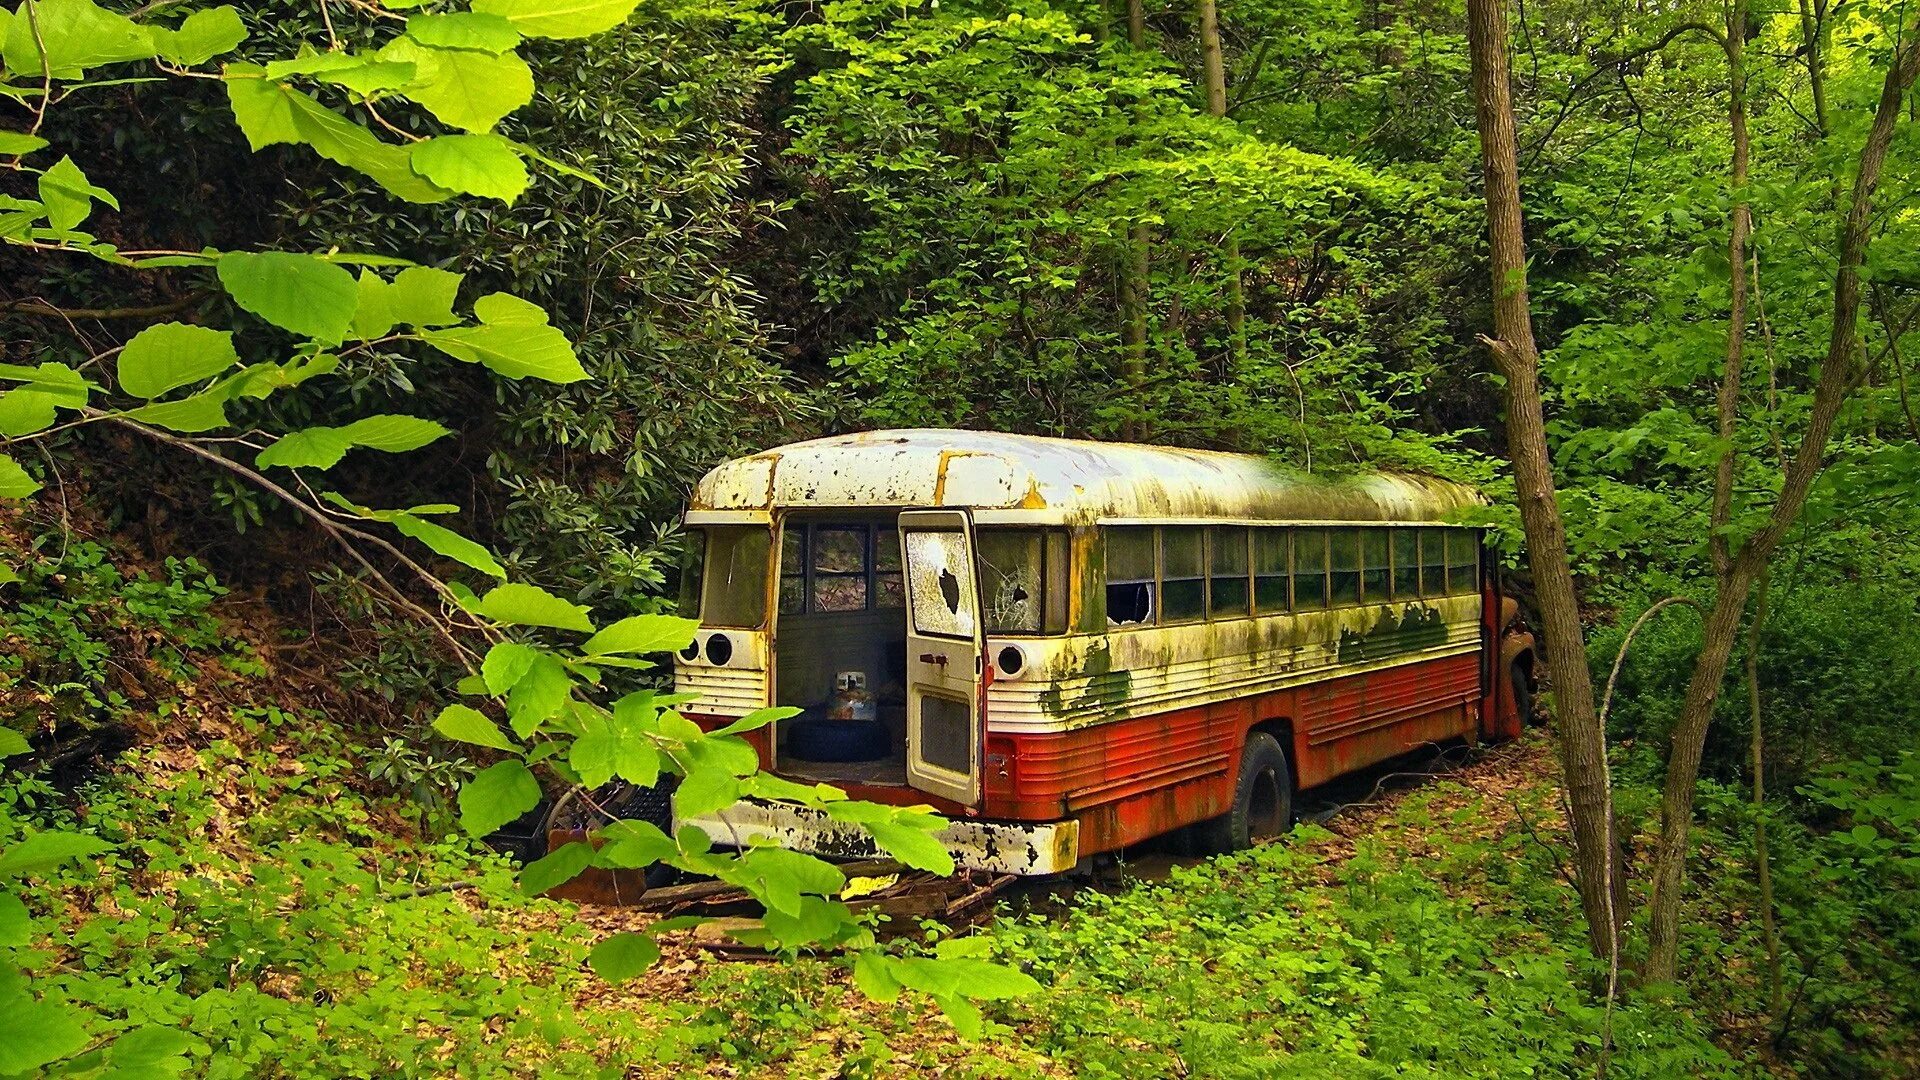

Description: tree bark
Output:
[1196,0,1246,368]
[1643,18,1920,982]
[1708,4,1749,581]
[1464,0,1622,964]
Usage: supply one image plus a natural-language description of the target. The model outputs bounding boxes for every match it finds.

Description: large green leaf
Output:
[254,414,449,469]
[431,703,517,751]
[570,710,660,788]
[217,251,359,344]
[224,71,455,204]
[420,304,586,383]
[520,840,594,895]
[0,991,90,1076]
[390,513,505,579]
[405,12,521,53]
[121,389,230,433]
[410,134,528,203]
[387,266,462,328]
[0,131,48,156]
[0,389,56,436]
[381,36,532,132]
[0,891,28,947]
[457,760,541,836]
[0,0,156,79]
[0,727,29,757]
[0,453,40,498]
[471,0,642,39]
[150,6,247,65]
[586,931,659,982]
[224,66,301,149]
[471,582,594,633]
[582,614,698,657]
[0,829,112,877]
[117,322,241,398]
[265,50,417,98]
[103,1026,195,1076]
[37,155,117,232]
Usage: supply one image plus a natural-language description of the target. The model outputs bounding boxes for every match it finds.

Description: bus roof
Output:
[686,429,1485,525]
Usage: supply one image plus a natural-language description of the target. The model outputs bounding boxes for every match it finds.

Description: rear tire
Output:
[1511,660,1536,727]
[1195,731,1293,854]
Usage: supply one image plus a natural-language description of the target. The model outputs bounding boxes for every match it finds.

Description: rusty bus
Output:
[672,430,1537,874]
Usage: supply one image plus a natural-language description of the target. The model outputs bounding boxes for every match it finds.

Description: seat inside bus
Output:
[773,515,911,785]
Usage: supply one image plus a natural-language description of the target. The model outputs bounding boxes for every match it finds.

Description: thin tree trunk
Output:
[1746,567,1784,1016]
[1708,1,1750,581]
[1196,0,1246,367]
[1464,0,1622,965]
[1120,0,1151,440]
[1644,19,1920,982]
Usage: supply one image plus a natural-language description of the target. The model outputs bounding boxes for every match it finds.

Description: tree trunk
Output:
[1196,0,1246,368]
[1464,0,1622,965]
[1643,19,1920,982]
[1708,0,1750,581]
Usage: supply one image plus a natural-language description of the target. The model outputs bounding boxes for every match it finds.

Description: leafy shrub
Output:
[1590,581,1920,792]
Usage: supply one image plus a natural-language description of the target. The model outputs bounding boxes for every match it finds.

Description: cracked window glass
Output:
[905,529,977,639]
[1103,526,1156,626]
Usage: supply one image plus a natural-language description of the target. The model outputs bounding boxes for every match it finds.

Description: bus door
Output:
[896,510,984,805]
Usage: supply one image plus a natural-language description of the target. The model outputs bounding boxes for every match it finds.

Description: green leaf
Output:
[0,829,112,877]
[0,991,90,1075]
[410,134,528,203]
[421,319,586,383]
[105,1026,194,1075]
[853,950,903,1002]
[0,727,29,757]
[594,818,676,868]
[217,251,359,344]
[254,414,449,469]
[405,12,521,53]
[117,322,241,398]
[224,67,302,149]
[673,767,739,821]
[38,155,117,232]
[431,703,517,751]
[266,50,417,97]
[480,641,542,695]
[0,892,29,947]
[386,266,462,328]
[150,6,247,65]
[0,130,48,156]
[457,760,542,836]
[520,840,594,895]
[583,614,698,657]
[504,653,573,736]
[861,818,954,875]
[471,0,641,39]
[0,389,55,436]
[471,582,594,632]
[391,513,505,578]
[381,37,532,132]
[0,0,156,80]
[570,710,660,788]
[0,453,41,499]
[586,931,659,982]
[714,705,802,737]
[223,70,454,204]
[120,389,230,433]
[473,291,548,324]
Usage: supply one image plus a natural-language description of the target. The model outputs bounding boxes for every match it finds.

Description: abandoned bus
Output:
[672,429,1536,874]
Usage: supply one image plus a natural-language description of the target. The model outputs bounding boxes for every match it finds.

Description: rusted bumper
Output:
[681,801,1081,876]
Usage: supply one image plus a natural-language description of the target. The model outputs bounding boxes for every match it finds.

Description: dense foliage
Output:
[2,0,1918,1073]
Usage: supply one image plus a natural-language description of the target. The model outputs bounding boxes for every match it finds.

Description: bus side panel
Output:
[1287,653,1480,789]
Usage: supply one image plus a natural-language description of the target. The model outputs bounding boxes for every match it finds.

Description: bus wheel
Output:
[1511,660,1536,727]
[1196,732,1293,853]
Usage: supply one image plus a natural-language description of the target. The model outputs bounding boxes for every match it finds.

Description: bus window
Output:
[1420,527,1447,597]
[1330,529,1361,607]
[1447,529,1479,594]
[1208,526,1250,618]
[779,524,806,614]
[1361,529,1390,602]
[812,527,869,612]
[1292,528,1329,609]
[1253,527,1289,613]
[1104,527,1156,626]
[697,526,770,628]
[876,527,904,608]
[678,528,706,618]
[1392,529,1419,600]
[1161,526,1206,623]
[979,529,1068,634]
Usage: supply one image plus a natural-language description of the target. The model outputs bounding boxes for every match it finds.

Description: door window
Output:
[905,529,979,639]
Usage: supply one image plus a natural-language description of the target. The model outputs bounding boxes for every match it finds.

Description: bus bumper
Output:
[680,800,1081,876]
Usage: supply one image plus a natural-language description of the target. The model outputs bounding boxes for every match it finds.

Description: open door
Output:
[897,510,984,805]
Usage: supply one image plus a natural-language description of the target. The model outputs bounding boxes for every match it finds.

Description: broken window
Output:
[1209,526,1250,618]
[905,529,978,639]
[1103,526,1156,627]
[978,529,1067,635]
[691,526,769,628]
[1161,526,1206,623]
